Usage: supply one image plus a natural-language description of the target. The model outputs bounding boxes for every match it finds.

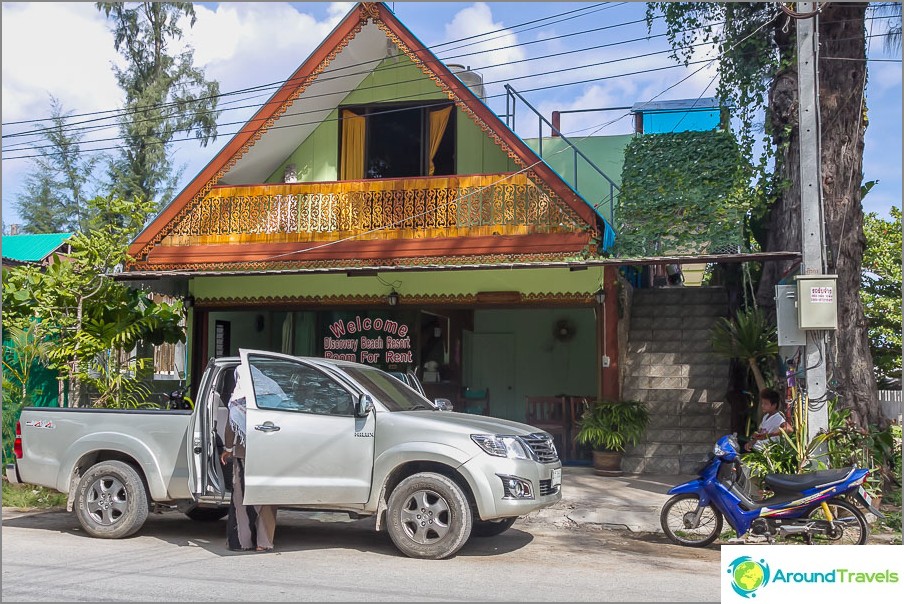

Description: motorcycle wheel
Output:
[806,498,868,545]
[660,493,724,547]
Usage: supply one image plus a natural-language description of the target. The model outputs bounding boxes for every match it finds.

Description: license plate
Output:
[551,468,562,488]
[858,485,872,506]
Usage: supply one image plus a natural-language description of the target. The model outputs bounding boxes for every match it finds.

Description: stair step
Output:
[628,327,715,343]
[630,316,722,331]
[624,352,722,366]
[631,303,728,318]
[632,287,728,305]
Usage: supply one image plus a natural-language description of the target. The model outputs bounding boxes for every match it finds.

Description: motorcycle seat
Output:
[764,468,855,492]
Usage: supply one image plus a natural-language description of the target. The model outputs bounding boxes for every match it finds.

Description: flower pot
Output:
[592,450,623,476]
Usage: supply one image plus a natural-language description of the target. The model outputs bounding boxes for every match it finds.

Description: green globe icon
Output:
[734,560,765,592]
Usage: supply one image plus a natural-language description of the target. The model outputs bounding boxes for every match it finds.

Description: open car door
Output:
[238,350,376,506]
[188,359,227,501]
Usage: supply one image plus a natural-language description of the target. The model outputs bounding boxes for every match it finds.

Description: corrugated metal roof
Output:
[1,233,73,262]
[631,97,722,113]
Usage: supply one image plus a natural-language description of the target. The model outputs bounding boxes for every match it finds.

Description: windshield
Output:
[343,366,434,411]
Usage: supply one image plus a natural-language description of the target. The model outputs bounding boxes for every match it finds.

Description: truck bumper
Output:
[6,463,22,485]
[460,456,562,520]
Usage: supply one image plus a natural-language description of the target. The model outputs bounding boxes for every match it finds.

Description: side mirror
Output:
[434,398,453,411]
[356,394,374,418]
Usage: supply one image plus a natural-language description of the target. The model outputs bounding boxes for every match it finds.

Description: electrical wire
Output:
[2,18,889,151]
[3,8,889,135]
[0,2,637,131]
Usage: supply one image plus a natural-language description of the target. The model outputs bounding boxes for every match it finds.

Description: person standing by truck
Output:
[220,368,277,552]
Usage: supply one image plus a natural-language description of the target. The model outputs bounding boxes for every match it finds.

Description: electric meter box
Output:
[775,285,806,345]
[795,274,838,330]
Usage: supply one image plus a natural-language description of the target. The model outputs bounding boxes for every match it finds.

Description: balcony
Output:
[161,172,587,247]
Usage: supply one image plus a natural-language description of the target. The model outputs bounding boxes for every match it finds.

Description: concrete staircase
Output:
[622,287,731,475]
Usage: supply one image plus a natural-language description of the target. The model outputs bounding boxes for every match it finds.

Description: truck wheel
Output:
[386,472,472,559]
[75,461,148,539]
[471,516,518,537]
[185,506,229,522]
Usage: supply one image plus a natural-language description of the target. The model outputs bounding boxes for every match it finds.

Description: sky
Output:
[1,2,901,230]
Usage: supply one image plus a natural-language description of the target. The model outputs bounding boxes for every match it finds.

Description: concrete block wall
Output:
[621,287,731,474]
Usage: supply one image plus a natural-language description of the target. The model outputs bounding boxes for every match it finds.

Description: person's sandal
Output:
[255,546,273,552]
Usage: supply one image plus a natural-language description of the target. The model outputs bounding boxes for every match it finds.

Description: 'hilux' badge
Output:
[354,432,374,438]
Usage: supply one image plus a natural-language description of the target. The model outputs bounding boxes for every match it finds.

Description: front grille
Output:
[522,433,559,463]
[539,479,559,496]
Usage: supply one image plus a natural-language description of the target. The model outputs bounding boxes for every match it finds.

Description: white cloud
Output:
[1,3,123,124]
[442,3,528,102]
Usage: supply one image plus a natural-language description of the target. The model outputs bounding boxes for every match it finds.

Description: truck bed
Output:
[15,407,194,501]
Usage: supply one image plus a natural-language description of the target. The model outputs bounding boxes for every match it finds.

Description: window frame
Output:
[338,101,456,180]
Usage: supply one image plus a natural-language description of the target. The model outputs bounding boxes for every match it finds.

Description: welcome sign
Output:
[322,314,413,365]
[721,545,902,602]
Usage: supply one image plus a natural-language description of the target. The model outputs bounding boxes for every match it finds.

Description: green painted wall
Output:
[190,268,604,301]
[466,308,596,423]
[267,54,517,183]
[456,114,518,175]
[524,135,634,223]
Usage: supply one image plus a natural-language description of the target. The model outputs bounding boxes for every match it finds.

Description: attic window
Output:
[340,103,454,179]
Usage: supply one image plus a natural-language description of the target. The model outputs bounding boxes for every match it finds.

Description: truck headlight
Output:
[471,434,533,460]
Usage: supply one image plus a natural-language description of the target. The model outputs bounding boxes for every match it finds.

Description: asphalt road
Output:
[1,508,720,602]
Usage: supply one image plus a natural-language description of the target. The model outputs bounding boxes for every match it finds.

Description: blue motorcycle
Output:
[660,434,883,546]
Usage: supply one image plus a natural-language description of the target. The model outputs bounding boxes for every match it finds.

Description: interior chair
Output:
[566,396,593,462]
[461,387,490,415]
[526,396,568,458]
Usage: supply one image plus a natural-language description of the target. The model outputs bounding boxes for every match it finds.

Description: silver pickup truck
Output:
[8,350,562,559]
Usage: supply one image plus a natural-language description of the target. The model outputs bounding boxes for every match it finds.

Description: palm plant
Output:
[574,400,650,452]
[711,307,777,393]
[2,323,54,464]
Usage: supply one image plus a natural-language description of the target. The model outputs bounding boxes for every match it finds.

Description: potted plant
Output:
[573,399,650,476]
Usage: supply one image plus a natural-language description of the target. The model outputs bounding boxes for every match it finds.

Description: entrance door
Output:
[467,333,516,421]
[238,350,375,505]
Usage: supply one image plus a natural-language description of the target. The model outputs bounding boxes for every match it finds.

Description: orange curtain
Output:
[428,106,452,176]
[340,109,365,180]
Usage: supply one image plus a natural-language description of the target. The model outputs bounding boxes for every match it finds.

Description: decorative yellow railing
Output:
[161,173,584,245]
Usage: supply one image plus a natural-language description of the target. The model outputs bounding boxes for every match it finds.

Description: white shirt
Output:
[753,411,786,451]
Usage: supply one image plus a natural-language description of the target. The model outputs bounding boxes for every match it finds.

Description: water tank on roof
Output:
[447,64,486,101]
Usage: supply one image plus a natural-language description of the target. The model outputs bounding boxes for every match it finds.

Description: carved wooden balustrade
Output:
[161,173,585,246]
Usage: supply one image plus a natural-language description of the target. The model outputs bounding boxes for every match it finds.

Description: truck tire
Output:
[471,516,518,537]
[75,460,149,539]
[386,472,472,559]
[185,506,229,522]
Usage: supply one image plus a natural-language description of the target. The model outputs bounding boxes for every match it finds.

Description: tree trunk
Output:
[757,4,880,427]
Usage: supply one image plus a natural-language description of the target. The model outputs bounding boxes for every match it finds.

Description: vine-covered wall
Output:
[616,130,752,257]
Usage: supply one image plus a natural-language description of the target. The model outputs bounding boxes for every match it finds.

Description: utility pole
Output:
[796,2,829,444]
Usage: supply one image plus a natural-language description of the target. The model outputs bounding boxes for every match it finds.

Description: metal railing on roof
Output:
[503,84,620,229]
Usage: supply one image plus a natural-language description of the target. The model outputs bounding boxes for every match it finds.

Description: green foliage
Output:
[96,2,220,209]
[646,3,780,214]
[743,399,894,500]
[2,196,185,408]
[711,307,777,392]
[15,97,101,234]
[2,324,54,465]
[616,130,755,256]
[574,400,650,452]
[861,207,902,384]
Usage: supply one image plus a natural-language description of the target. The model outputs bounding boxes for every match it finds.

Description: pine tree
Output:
[14,97,99,234]
[96,2,220,211]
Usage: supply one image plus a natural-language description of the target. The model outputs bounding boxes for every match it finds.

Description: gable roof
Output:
[2,233,73,263]
[128,2,612,270]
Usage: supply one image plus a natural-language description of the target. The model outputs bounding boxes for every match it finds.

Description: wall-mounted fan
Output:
[553,319,576,343]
